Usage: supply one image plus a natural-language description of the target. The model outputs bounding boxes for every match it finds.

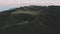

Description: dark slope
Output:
[0,5,60,34]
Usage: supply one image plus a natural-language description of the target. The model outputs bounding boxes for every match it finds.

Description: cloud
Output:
[0,0,60,6]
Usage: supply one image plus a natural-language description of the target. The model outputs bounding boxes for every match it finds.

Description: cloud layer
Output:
[0,0,60,6]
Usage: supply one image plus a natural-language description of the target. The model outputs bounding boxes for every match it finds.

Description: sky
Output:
[0,0,60,11]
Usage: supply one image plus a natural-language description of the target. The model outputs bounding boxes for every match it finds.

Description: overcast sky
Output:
[0,0,60,11]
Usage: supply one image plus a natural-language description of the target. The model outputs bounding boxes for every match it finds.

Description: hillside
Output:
[0,5,60,34]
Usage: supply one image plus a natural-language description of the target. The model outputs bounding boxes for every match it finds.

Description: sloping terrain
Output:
[0,5,60,34]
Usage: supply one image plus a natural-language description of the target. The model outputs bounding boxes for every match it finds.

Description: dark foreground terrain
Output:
[0,5,59,34]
